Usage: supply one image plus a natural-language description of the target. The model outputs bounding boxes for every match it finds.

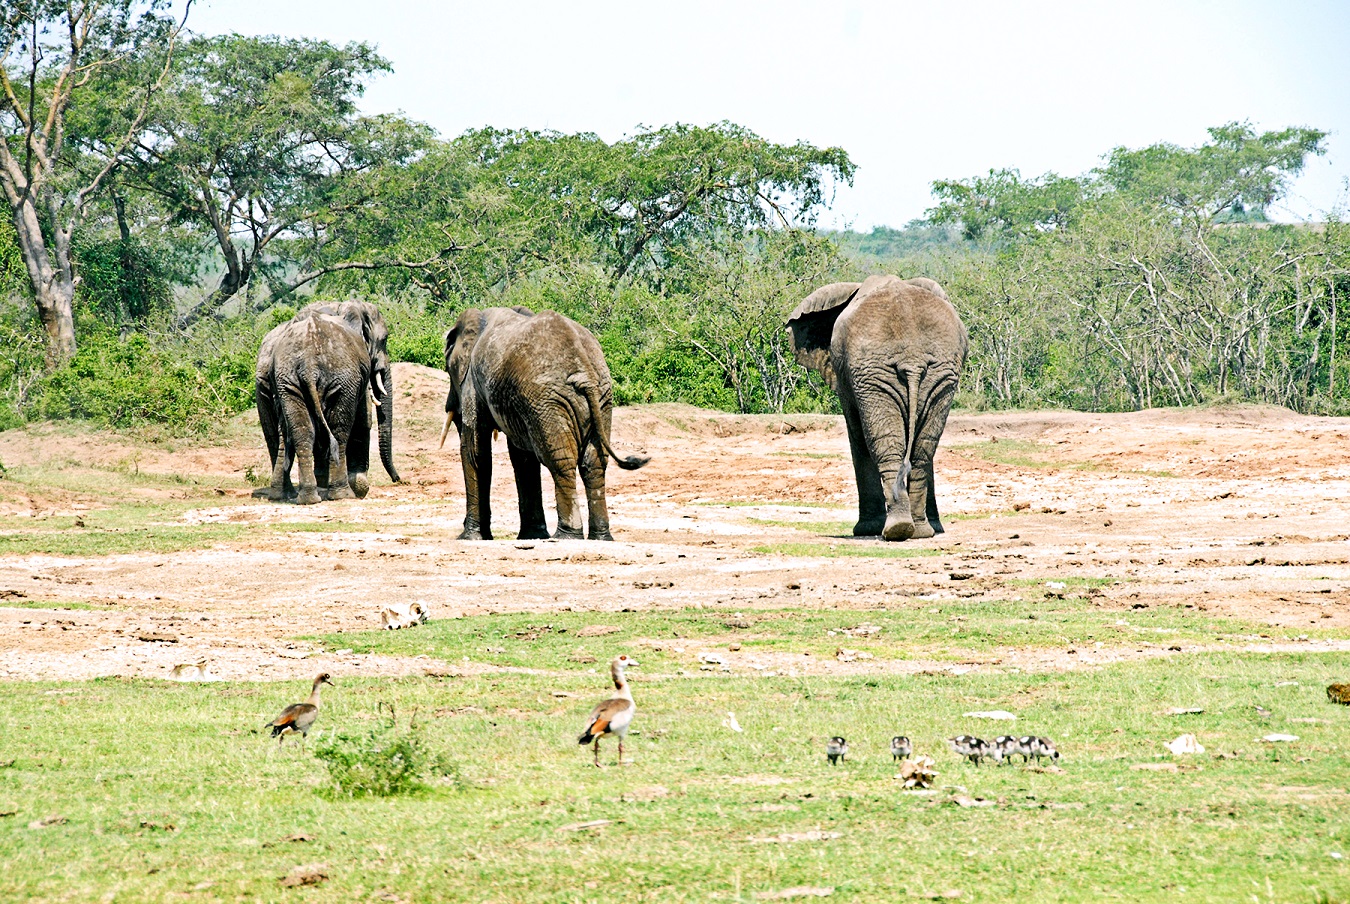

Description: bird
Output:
[266,673,334,745]
[577,655,639,767]
[1254,705,1272,719]
[992,735,1028,764]
[1025,736,1060,764]
[949,735,991,766]
[891,735,912,761]
[826,736,848,765]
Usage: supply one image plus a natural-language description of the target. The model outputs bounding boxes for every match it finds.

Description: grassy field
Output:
[1,647,1347,902]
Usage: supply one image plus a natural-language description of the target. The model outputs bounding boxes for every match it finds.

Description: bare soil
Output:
[1,363,1348,682]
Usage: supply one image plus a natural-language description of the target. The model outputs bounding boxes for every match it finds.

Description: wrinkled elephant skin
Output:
[786,275,968,540]
[443,307,649,541]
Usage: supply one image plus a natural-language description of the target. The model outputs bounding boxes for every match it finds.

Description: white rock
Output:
[1259,733,1299,743]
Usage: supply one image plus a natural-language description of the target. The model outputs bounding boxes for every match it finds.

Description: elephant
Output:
[256,300,400,500]
[786,275,968,541]
[255,313,374,504]
[439,306,649,541]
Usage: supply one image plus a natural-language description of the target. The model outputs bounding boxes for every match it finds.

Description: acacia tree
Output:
[0,0,187,366]
[108,34,424,325]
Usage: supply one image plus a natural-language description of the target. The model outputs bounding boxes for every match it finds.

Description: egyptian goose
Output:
[1025,736,1060,764]
[891,736,912,761]
[577,655,638,767]
[948,735,991,765]
[266,673,334,744]
[992,735,1029,764]
[826,736,848,765]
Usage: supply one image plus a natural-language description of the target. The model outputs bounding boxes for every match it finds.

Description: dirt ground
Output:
[1,363,1348,682]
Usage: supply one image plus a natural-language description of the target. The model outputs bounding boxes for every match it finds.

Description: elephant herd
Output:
[256,275,968,543]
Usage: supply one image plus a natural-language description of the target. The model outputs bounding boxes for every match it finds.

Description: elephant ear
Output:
[785,282,861,387]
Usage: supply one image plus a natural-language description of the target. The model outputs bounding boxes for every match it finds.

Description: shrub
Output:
[312,718,456,798]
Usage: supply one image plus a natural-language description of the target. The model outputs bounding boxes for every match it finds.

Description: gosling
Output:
[826,736,848,765]
[993,735,1030,764]
[1025,736,1060,764]
[949,735,992,766]
[891,736,912,761]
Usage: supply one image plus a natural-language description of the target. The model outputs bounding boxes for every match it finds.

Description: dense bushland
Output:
[0,11,1345,433]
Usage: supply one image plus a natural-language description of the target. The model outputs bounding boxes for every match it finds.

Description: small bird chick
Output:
[949,735,991,766]
[266,673,334,745]
[826,736,848,765]
[992,735,1028,764]
[1025,736,1060,764]
[891,735,912,761]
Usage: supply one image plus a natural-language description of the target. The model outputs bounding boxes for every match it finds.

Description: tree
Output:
[927,168,1085,241]
[112,34,425,324]
[1099,122,1328,224]
[0,0,187,366]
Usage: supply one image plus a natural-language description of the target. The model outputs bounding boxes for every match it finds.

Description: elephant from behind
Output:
[786,275,968,540]
[440,306,648,540]
[256,314,373,504]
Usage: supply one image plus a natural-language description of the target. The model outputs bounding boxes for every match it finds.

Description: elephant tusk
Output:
[375,371,388,398]
[369,387,380,408]
[439,410,454,449]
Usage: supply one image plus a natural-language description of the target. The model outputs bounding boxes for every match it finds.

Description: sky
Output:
[189,0,1350,230]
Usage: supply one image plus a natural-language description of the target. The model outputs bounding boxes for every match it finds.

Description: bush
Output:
[312,717,456,798]
[73,236,175,325]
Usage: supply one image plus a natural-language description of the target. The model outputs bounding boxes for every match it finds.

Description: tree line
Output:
[0,2,1346,433]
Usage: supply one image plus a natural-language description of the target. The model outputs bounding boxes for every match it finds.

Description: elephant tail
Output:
[306,378,339,463]
[572,374,649,471]
[894,368,922,500]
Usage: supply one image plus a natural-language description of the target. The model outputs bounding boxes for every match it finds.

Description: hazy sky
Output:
[190,0,1349,230]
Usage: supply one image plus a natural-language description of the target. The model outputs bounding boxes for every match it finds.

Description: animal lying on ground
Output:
[381,601,429,630]
[266,673,334,744]
[578,656,638,767]
[826,736,849,765]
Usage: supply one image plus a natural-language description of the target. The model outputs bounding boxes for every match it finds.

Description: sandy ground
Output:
[0,363,1347,682]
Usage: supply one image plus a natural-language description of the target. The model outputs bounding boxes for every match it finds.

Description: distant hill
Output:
[822,223,965,264]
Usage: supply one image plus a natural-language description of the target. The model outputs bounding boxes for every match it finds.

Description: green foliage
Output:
[72,236,173,325]
[312,713,455,798]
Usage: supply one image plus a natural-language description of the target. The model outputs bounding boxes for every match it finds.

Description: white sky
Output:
[190,0,1350,229]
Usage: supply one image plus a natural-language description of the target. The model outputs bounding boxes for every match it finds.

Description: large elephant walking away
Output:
[255,314,372,504]
[256,300,400,501]
[786,275,968,541]
[440,307,649,541]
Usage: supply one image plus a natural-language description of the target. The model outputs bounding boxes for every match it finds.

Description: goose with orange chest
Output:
[266,673,334,745]
[578,656,639,767]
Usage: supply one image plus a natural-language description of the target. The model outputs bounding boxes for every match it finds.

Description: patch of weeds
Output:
[274,521,390,534]
[751,541,942,559]
[747,518,856,536]
[695,499,845,509]
[1008,576,1122,588]
[766,451,843,460]
[0,599,100,610]
[951,439,1102,471]
[313,707,458,798]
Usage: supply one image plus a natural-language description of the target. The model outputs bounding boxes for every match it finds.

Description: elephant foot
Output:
[350,473,370,499]
[909,521,936,540]
[295,487,322,506]
[588,530,615,541]
[882,514,915,542]
[458,527,493,541]
[261,486,286,502]
[324,484,356,501]
[552,527,585,541]
[517,526,550,541]
[853,519,884,537]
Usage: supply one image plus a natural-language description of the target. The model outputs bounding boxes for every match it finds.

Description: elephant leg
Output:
[843,396,885,536]
[325,440,355,500]
[347,386,372,499]
[268,435,290,502]
[852,392,914,541]
[282,395,321,505]
[313,436,331,491]
[925,460,944,535]
[547,456,584,540]
[257,382,283,500]
[459,413,494,540]
[508,441,549,540]
[580,441,612,541]
[906,384,956,540]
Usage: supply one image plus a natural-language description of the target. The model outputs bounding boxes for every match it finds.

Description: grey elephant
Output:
[786,275,968,540]
[439,306,648,540]
[256,301,400,501]
[255,314,373,504]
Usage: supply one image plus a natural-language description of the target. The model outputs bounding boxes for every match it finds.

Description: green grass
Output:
[695,500,847,509]
[747,517,857,536]
[0,599,101,610]
[312,602,1345,669]
[1,654,1348,901]
[950,440,1176,478]
[751,541,944,559]
[767,451,845,459]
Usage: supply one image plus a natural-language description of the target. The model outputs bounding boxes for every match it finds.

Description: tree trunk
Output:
[9,199,77,368]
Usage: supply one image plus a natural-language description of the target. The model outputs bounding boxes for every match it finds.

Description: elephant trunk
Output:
[376,367,399,483]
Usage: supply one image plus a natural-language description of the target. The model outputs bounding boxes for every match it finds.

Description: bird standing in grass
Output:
[826,736,848,765]
[1026,736,1060,764]
[891,736,911,761]
[993,735,1029,764]
[949,735,991,765]
[578,655,639,767]
[266,673,334,745]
